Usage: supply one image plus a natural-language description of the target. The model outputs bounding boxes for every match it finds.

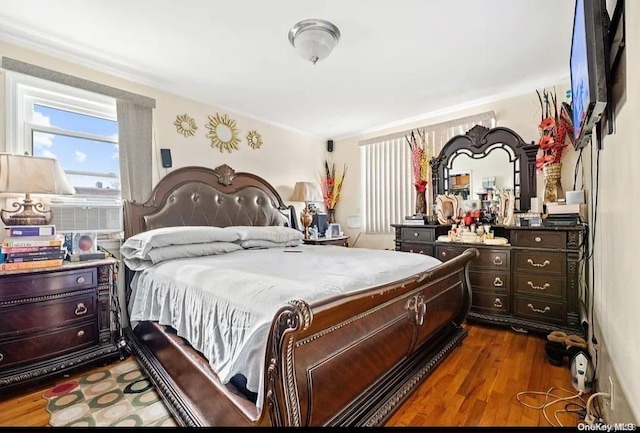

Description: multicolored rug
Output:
[43,358,176,427]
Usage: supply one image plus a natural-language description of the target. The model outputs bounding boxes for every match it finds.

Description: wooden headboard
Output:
[123,164,297,239]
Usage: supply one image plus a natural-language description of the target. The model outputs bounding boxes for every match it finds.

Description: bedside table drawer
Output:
[0,293,97,338]
[401,228,434,242]
[0,322,98,371]
[0,268,97,303]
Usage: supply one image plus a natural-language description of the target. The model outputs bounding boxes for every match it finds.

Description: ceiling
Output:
[0,0,574,139]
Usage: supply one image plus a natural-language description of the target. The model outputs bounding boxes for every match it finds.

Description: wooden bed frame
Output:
[122,164,478,426]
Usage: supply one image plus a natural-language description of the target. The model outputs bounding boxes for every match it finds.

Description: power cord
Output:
[516,387,586,427]
[584,392,610,425]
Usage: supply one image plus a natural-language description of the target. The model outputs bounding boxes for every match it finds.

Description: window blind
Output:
[360,111,496,234]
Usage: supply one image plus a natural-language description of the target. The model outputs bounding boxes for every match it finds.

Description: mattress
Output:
[128,245,441,410]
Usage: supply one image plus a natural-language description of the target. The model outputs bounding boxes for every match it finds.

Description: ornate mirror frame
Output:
[430,125,538,211]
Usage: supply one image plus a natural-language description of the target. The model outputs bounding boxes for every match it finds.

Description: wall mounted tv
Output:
[570,0,608,149]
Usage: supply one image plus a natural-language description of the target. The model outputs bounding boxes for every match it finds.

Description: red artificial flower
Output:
[538,135,555,150]
[539,117,556,132]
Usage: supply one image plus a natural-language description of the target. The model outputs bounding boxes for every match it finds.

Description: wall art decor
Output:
[206,113,240,153]
[246,130,263,149]
[174,114,198,137]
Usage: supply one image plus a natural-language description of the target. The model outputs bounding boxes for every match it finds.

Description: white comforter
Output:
[128,245,441,410]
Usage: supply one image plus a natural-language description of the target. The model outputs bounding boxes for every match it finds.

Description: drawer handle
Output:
[413,232,419,237]
[527,303,551,314]
[77,330,85,337]
[527,259,550,268]
[527,281,551,291]
[441,251,447,257]
[74,303,88,316]
[493,277,504,287]
[418,250,424,255]
[534,236,542,243]
[76,276,85,284]
[0,353,3,362]
[493,298,503,308]
[493,256,503,266]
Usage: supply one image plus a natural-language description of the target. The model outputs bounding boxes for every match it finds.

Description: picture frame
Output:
[497,190,516,226]
[327,223,341,239]
[436,194,462,225]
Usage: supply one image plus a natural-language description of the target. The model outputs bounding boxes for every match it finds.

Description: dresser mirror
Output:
[430,125,538,212]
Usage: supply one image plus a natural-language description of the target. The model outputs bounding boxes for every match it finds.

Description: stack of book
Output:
[1,225,65,271]
[403,215,426,226]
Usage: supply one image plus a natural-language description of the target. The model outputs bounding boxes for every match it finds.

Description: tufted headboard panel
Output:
[123,164,297,239]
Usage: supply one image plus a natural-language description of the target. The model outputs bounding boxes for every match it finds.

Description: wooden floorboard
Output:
[0,323,585,427]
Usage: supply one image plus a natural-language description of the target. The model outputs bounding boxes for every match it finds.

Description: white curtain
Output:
[360,111,496,234]
[117,100,153,203]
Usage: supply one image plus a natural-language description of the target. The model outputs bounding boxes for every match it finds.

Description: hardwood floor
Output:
[0,323,586,427]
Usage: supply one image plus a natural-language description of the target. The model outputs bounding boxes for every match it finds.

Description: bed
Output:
[122,164,478,427]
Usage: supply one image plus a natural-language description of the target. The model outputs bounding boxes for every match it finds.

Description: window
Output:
[360,111,496,234]
[5,72,119,199]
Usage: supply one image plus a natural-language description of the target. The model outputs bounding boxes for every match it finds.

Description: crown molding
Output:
[0,21,322,140]
[335,74,571,141]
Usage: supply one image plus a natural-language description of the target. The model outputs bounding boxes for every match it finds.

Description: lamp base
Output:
[300,208,313,239]
[1,196,52,226]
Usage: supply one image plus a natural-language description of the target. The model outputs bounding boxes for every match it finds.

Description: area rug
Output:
[43,358,177,427]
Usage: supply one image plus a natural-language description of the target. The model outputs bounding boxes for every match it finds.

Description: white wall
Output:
[331,84,577,250]
[583,0,639,422]
[0,39,326,213]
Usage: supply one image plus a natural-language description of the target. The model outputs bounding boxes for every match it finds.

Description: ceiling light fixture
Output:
[288,19,341,65]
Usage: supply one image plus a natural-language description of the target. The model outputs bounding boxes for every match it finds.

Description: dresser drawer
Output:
[400,243,433,256]
[435,245,465,262]
[514,296,565,324]
[401,228,435,242]
[471,291,511,314]
[514,274,565,299]
[0,322,98,371]
[469,271,510,292]
[0,268,97,303]
[473,249,510,271]
[513,251,566,275]
[511,230,566,249]
[0,293,96,338]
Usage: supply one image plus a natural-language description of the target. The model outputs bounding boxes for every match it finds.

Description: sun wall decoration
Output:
[246,130,263,150]
[206,113,240,153]
[173,114,198,137]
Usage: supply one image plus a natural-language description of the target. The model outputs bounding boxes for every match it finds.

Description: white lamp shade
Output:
[290,182,323,202]
[0,153,75,195]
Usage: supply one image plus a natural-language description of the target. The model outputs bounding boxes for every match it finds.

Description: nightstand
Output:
[0,258,122,390]
[302,236,350,247]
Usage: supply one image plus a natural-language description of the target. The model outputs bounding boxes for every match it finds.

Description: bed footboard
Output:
[264,248,478,426]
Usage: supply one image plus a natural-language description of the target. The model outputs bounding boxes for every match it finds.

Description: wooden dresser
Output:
[0,258,121,390]
[393,224,586,334]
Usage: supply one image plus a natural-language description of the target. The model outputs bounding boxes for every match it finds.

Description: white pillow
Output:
[123,241,242,271]
[121,226,239,260]
[226,226,303,243]
[239,239,302,249]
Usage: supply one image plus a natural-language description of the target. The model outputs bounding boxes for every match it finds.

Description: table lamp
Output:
[290,181,323,239]
[0,153,76,226]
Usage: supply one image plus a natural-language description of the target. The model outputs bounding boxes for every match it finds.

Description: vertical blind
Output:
[360,111,496,234]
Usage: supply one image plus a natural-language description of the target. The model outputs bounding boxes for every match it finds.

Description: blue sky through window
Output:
[32,105,120,189]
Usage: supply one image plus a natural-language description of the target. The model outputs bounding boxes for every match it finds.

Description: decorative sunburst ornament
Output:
[246,130,263,150]
[174,114,198,137]
[206,113,240,153]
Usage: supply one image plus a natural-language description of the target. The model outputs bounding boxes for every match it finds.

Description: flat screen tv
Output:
[570,0,608,149]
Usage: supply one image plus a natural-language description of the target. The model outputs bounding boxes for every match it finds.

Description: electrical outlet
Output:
[609,376,615,411]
